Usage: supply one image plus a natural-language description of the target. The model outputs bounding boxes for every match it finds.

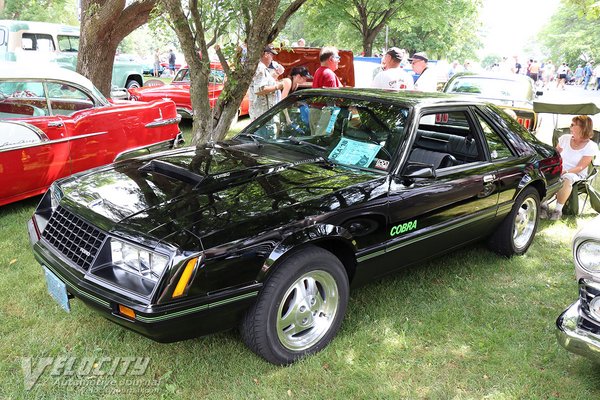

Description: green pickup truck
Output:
[0,20,144,91]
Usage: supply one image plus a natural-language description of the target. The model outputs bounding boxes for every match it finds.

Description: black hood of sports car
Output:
[58,145,387,250]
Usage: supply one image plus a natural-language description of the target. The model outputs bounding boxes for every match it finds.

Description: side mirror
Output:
[401,162,436,179]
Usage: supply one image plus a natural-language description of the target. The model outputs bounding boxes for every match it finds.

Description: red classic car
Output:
[0,63,182,207]
[128,63,249,119]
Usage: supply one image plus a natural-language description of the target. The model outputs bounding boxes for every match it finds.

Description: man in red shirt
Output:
[309,46,342,135]
[312,47,342,88]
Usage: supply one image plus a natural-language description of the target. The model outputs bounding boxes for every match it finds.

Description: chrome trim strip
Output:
[0,130,107,154]
[134,291,259,323]
[145,115,182,128]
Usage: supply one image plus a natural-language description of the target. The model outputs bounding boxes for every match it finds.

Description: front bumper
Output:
[556,299,600,363]
[28,219,259,343]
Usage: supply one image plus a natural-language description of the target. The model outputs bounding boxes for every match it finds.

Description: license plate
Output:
[43,267,70,312]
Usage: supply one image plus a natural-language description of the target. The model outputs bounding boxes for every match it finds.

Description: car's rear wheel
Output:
[240,246,349,365]
[489,186,539,256]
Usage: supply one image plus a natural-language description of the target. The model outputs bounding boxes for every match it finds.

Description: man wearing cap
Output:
[371,47,414,90]
[411,52,438,92]
[249,45,284,123]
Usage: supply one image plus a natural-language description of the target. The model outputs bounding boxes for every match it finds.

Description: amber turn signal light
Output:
[118,304,136,319]
[172,258,198,298]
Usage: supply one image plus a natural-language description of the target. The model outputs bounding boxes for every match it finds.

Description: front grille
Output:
[42,206,107,270]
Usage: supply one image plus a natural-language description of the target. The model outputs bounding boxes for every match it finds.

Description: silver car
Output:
[556,215,600,361]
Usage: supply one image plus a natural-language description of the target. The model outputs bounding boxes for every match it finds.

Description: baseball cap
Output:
[409,52,429,63]
[264,45,278,55]
[386,47,403,61]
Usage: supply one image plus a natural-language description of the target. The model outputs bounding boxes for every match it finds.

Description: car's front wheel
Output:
[126,79,141,89]
[240,245,349,365]
[489,186,540,256]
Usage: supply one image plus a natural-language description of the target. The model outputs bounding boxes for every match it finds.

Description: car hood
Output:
[58,145,386,250]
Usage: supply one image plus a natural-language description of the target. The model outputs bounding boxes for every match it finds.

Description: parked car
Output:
[142,60,164,76]
[0,62,182,207]
[0,20,144,90]
[28,89,562,365]
[556,215,600,362]
[443,72,542,132]
[128,64,249,119]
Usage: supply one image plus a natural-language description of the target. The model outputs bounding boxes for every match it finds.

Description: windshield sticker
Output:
[325,107,341,134]
[390,220,417,237]
[328,138,381,168]
[374,159,389,170]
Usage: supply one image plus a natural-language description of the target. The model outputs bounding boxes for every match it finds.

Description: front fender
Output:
[257,224,356,282]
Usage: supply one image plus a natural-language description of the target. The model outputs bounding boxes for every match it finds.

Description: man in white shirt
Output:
[411,52,438,92]
[371,47,414,90]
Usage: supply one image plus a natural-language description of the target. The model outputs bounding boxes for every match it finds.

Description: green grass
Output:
[2,185,600,398]
[179,116,249,144]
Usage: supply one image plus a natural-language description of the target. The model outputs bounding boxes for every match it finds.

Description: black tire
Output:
[489,186,540,256]
[240,245,349,365]
[126,79,141,89]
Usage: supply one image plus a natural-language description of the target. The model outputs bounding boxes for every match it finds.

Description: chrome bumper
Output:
[556,300,600,363]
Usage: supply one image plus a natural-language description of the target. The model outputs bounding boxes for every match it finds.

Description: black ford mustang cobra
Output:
[28,89,562,365]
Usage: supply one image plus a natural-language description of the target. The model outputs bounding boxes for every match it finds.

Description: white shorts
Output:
[562,172,585,183]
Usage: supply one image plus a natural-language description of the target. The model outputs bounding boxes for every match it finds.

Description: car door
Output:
[381,107,500,271]
[472,106,537,222]
[45,81,116,174]
[0,80,70,205]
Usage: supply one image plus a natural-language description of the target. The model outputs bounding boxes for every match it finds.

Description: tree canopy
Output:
[279,0,481,60]
[0,0,79,24]
[539,1,600,66]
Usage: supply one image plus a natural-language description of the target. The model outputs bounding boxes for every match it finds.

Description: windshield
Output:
[235,94,410,172]
[446,76,532,101]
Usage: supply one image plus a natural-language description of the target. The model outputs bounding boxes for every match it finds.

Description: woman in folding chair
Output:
[542,115,600,220]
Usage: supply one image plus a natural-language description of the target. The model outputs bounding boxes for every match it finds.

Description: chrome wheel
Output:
[276,270,339,351]
[513,196,537,250]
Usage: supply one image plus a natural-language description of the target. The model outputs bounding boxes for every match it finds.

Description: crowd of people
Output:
[486,56,600,91]
[248,44,437,121]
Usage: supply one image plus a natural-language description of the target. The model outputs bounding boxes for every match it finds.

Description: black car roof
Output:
[291,88,488,108]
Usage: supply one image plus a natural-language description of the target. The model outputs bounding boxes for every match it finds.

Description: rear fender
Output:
[257,224,356,282]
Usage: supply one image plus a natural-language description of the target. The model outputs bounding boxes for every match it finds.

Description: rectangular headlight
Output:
[110,239,169,283]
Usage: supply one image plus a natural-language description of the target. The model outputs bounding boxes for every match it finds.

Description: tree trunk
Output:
[78,0,156,96]
[163,0,308,146]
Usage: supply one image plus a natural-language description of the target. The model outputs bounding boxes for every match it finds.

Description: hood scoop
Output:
[139,159,206,186]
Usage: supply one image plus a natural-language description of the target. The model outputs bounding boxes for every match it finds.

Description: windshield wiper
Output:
[236,133,264,147]
[280,136,328,152]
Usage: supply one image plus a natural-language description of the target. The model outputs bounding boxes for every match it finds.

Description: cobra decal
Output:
[390,220,417,236]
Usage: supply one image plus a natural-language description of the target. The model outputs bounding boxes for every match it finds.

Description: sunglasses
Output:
[332,55,340,61]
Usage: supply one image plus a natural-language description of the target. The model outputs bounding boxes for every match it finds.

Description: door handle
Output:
[48,121,64,128]
[483,174,496,183]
